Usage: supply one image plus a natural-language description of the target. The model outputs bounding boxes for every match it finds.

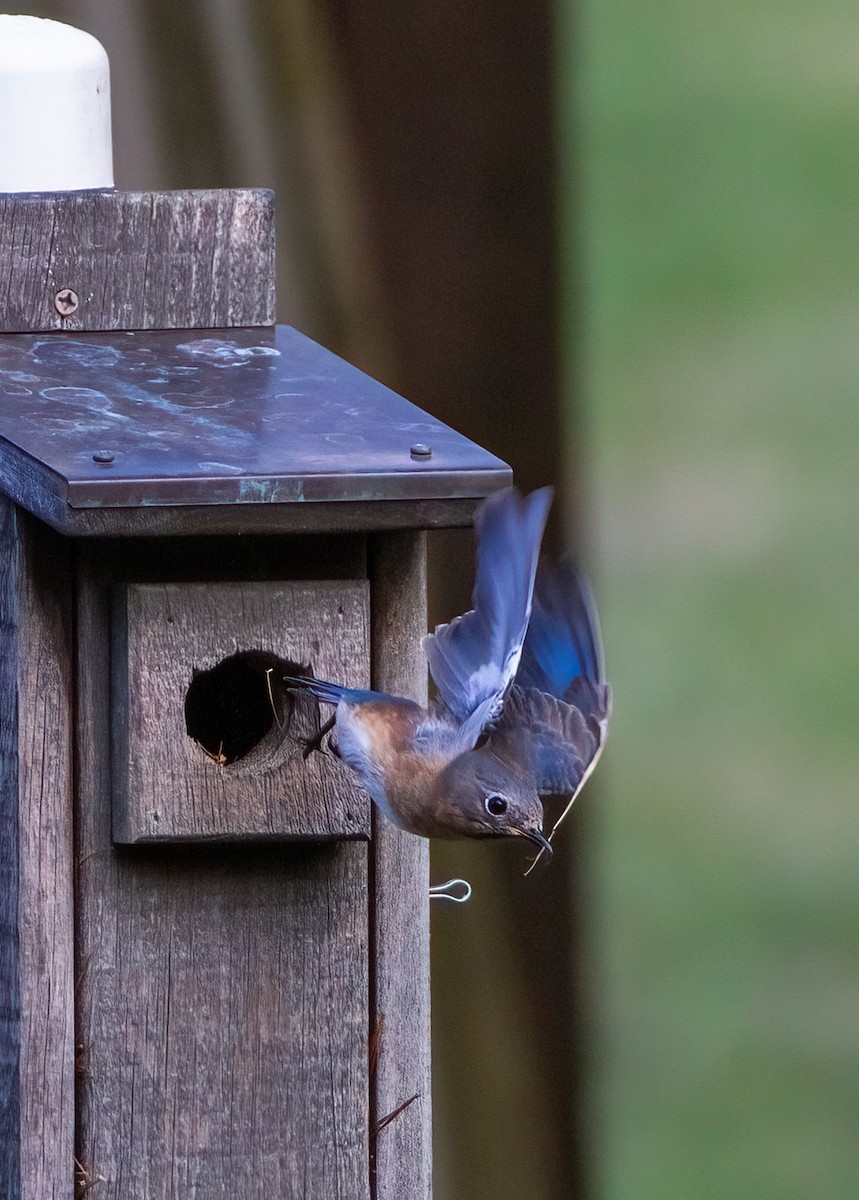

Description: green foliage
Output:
[566,0,859,1195]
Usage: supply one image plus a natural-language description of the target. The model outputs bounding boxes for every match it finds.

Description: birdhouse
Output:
[0,18,509,1200]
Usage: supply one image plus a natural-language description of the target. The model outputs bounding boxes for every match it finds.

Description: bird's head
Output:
[426,733,551,857]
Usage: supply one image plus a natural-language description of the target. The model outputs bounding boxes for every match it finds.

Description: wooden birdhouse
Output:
[0,18,509,1200]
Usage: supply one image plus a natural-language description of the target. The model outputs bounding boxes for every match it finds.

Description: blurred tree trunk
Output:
[323,8,587,1200]
[24,4,586,1197]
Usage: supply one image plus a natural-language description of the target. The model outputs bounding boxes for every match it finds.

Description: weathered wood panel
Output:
[112,579,370,842]
[0,500,75,1200]
[76,557,371,1200]
[0,503,21,1195]
[0,189,275,332]
[369,531,432,1200]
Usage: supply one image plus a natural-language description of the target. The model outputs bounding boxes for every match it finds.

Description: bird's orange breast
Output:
[347,701,452,835]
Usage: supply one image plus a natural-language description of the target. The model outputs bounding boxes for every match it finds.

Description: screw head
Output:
[410,443,432,459]
[54,288,79,317]
[92,450,115,464]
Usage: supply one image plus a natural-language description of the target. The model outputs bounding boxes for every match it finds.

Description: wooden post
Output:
[0,24,104,1197]
[370,531,431,1200]
[0,504,75,1200]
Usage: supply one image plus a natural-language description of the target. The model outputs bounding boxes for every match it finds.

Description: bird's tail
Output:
[282,674,348,706]
[282,673,376,708]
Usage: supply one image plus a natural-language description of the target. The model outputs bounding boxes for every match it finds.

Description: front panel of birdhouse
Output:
[74,539,374,1200]
[111,578,370,843]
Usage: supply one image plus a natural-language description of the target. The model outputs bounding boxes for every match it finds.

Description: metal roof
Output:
[0,325,510,531]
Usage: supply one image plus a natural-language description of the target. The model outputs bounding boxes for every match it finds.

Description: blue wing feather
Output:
[506,560,611,796]
[422,486,553,743]
[502,684,607,795]
[516,561,607,714]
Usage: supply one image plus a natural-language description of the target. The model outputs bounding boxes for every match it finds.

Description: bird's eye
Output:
[484,795,508,817]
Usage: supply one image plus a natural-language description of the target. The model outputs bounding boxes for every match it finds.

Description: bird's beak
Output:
[520,827,553,858]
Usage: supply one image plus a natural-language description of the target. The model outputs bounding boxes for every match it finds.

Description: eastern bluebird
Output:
[289,487,611,863]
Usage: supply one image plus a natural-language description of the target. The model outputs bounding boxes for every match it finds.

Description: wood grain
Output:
[369,531,432,1200]
[76,557,371,1200]
[112,580,371,842]
[0,500,75,1200]
[0,189,275,333]
[0,501,23,1196]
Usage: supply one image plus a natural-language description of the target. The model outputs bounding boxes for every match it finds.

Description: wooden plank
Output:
[0,501,22,1196]
[0,189,275,332]
[369,531,432,1200]
[76,556,371,1199]
[112,580,371,842]
[0,500,75,1200]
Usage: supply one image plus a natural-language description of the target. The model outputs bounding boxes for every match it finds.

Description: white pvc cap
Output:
[0,15,113,192]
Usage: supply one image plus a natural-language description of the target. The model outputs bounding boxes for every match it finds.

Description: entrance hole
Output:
[184,650,314,765]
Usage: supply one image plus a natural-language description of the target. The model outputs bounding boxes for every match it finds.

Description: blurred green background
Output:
[570,0,859,1195]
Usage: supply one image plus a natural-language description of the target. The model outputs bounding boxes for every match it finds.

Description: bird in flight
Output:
[289,486,611,867]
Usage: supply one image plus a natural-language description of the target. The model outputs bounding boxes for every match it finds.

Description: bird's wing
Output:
[502,559,611,866]
[500,684,610,797]
[515,560,606,713]
[422,486,553,748]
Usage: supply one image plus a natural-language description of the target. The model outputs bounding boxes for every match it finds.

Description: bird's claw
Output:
[301,713,337,760]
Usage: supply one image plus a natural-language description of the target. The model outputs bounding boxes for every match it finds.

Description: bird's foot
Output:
[301,713,338,760]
